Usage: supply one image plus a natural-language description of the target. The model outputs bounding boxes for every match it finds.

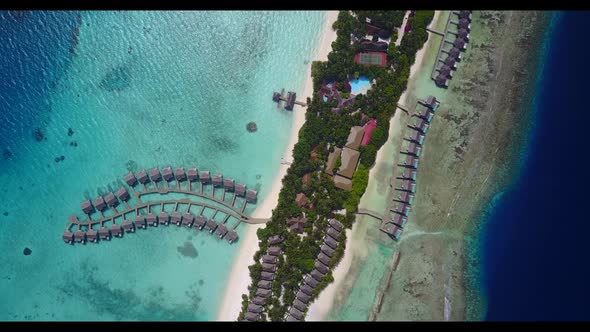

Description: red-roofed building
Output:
[361,119,377,146]
[355,52,387,67]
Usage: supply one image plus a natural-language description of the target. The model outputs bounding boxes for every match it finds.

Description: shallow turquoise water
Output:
[0,11,325,321]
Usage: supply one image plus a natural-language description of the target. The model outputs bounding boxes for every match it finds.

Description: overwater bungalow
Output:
[296,290,311,304]
[310,269,325,282]
[402,155,419,169]
[162,166,174,182]
[444,56,458,70]
[285,91,296,111]
[448,47,462,61]
[226,230,238,244]
[393,202,411,217]
[318,253,331,266]
[258,280,272,289]
[111,224,123,237]
[391,214,408,228]
[416,106,434,122]
[247,303,263,314]
[293,299,307,312]
[212,174,223,187]
[454,38,467,51]
[424,96,440,112]
[187,167,198,182]
[268,246,282,256]
[268,235,284,245]
[435,73,450,88]
[137,169,149,184]
[262,263,276,273]
[305,275,320,288]
[235,183,246,196]
[256,288,272,298]
[289,307,305,320]
[122,219,135,232]
[401,168,418,181]
[458,10,472,22]
[408,130,425,145]
[412,118,429,134]
[382,222,403,240]
[246,189,257,203]
[135,215,147,229]
[199,171,211,184]
[194,215,206,229]
[285,315,300,322]
[81,200,93,214]
[321,244,335,257]
[457,28,470,41]
[147,214,158,227]
[174,167,186,181]
[327,227,340,240]
[74,230,86,243]
[324,236,338,249]
[458,18,471,30]
[94,196,107,211]
[439,65,453,80]
[399,179,417,193]
[124,172,137,187]
[205,219,218,233]
[329,218,343,232]
[171,212,182,226]
[104,192,118,208]
[182,213,194,228]
[63,230,74,244]
[99,226,110,240]
[260,272,274,281]
[262,254,278,264]
[404,142,422,157]
[215,223,228,238]
[244,312,259,322]
[396,191,414,205]
[116,186,129,201]
[86,229,98,243]
[301,284,314,296]
[149,167,161,182]
[252,297,267,306]
[159,211,170,226]
[315,260,329,274]
[224,178,235,191]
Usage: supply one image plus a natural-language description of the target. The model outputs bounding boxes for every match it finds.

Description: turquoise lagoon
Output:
[0,11,325,320]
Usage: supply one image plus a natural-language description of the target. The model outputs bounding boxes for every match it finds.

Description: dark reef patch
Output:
[100,65,132,92]
[3,149,12,160]
[23,247,32,256]
[177,241,198,258]
[67,128,74,136]
[33,128,46,142]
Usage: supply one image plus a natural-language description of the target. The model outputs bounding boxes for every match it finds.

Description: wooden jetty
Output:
[63,167,269,246]
[272,90,307,111]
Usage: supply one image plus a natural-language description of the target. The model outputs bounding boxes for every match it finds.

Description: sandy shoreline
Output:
[306,11,443,321]
[216,11,339,321]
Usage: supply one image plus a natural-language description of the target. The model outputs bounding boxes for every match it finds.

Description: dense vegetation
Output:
[238,10,434,321]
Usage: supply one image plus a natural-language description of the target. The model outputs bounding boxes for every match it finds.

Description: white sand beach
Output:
[216,11,339,321]
[306,11,443,321]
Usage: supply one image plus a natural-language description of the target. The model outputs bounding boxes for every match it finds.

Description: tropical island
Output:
[237,10,435,321]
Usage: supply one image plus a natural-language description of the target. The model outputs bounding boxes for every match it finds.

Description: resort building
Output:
[360,119,377,146]
[162,166,174,181]
[287,215,307,234]
[345,126,365,150]
[325,147,342,176]
[295,192,308,208]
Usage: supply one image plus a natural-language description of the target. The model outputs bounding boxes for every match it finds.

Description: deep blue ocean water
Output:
[482,12,590,320]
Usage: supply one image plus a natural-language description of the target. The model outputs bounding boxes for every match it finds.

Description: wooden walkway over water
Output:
[62,166,269,246]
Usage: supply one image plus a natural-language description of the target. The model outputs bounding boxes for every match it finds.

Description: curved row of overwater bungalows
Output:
[434,10,472,88]
[381,96,440,240]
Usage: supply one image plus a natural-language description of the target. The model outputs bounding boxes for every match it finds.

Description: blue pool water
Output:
[349,76,371,95]
[0,11,326,321]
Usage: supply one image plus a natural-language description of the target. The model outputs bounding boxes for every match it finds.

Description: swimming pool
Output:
[349,76,371,95]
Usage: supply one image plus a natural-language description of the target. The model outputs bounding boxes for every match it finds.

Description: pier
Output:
[272,90,307,111]
[62,166,269,246]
